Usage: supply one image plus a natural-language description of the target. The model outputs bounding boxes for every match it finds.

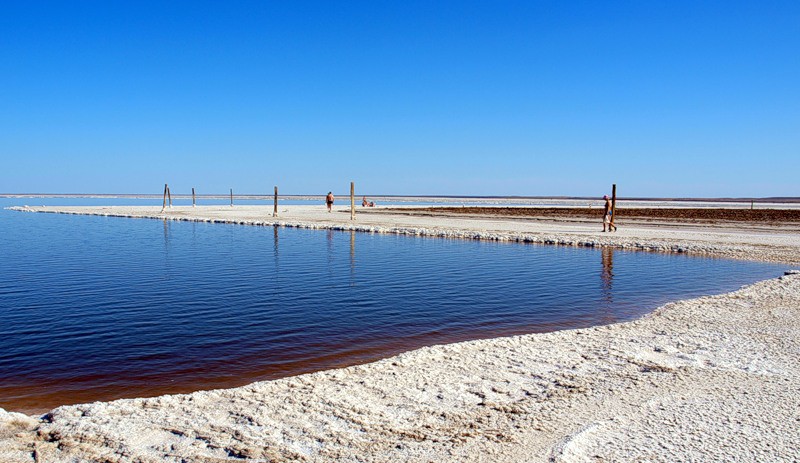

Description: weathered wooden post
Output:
[161,183,168,212]
[167,185,172,208]
[230,188,234,207]
[273,186,279,217]
[610,183,617,229]
[192,187,196,207]
[350,182,355,220]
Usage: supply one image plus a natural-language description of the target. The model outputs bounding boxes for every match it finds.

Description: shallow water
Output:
[0,198,787,413]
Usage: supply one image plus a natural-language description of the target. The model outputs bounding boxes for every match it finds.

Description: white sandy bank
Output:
[2,205,799,462]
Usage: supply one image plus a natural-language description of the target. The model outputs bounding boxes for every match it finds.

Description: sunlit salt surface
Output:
[0,198,786,413]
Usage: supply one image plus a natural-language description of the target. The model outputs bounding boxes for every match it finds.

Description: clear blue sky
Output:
[1,1,798,197]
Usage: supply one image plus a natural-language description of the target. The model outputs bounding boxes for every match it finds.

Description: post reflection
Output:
[162,219,170,249]
[162,219,172,280]
[273,226,279,258]
[349,231,356,286]
[272,226,280,290]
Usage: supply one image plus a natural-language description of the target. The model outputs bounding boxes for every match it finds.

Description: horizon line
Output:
[2,193,799,203]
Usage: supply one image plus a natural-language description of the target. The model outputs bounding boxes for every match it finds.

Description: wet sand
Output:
[2,204,799,462]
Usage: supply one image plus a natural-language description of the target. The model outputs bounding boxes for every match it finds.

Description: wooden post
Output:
[192,187,196,207]
[273,186,278,217]
[610,183,617,229]
[161,183,168,212]
[350,182,355,220]
[230,188,234,207]
[167,185,172,208]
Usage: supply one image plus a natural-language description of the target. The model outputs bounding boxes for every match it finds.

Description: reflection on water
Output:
[602,247,614,303]
[273,225,279,257]
[599,247,616,325]
[350,231,356,286]
[163,219,170,246]
[0,199,787,414]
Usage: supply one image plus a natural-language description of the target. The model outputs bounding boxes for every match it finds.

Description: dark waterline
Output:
[0,199,787,414]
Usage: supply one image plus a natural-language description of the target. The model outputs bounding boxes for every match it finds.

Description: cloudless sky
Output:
[1,1,798,197]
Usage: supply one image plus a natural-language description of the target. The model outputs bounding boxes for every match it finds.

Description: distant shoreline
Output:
[0,193,800,207]
[2,193,800,203]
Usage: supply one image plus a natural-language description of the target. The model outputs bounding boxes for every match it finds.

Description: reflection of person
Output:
[600,246,615,323]
[601,246,614,289]
[361,196,375,207]
[326,192,334,212]
[603,195,617,232]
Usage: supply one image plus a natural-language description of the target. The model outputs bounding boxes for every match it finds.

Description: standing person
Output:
[603,195,617,232]
[326,192,334,212]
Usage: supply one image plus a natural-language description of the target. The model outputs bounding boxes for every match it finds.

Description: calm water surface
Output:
[0,198,787,413]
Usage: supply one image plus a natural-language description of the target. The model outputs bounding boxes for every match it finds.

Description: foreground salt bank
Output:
[2,274,798,462]
[1,205,799,462]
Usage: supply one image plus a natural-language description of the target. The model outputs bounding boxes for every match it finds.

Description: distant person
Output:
[326,192,334,212]
[362,196,375,207]
[603,195,617,232]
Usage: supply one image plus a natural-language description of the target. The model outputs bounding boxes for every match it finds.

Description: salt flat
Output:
[2,205,798,462]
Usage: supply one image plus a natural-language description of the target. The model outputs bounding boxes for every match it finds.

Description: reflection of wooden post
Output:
[192,188,196,207]
[350,230,355,282]
[230,189,234,207]
[350,182,355,220]
[161,183,168,212]
[610,184,617,228]
[273,186,278,217]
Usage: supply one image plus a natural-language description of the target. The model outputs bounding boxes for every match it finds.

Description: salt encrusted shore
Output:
[2,205,799,462]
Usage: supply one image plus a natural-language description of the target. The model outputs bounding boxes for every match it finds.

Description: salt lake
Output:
[0,198,786,413]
